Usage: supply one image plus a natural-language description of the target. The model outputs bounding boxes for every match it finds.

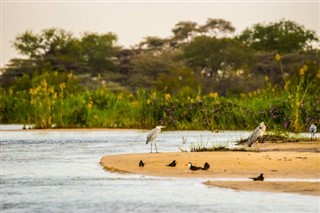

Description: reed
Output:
[1,69,319,131]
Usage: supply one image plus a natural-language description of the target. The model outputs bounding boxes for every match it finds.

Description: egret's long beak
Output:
[160,126,166,128]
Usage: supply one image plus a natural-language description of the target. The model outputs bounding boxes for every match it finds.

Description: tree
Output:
[198,18,235,37]
[80,32,119,75]
[171,21,198,44]
[139,36,168,51]
[6,29,119,78]
[182,36,254,77]
[237,19,319,53]
[128,51,195,93]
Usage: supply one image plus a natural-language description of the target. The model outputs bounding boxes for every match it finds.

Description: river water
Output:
[1,125,319,212]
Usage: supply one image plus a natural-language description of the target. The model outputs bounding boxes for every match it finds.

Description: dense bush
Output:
[1,65,319,131]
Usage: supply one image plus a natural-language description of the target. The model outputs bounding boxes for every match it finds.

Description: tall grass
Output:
[1,67,319,130]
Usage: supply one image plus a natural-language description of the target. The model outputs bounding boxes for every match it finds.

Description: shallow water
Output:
[1,125,319,212]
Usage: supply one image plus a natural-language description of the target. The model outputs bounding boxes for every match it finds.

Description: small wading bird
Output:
[167,160,176,167]
[248,122,266,147]
[249,173,264,181]
[203,162,210,170]
[146,126,166,153]
[139,160,144,167]
[187,162,207,171]
[309,123,317,140]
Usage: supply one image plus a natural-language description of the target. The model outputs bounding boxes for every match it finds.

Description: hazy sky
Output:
[1,1,319,68]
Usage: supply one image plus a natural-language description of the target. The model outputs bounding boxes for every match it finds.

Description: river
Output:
[1,125,319,212]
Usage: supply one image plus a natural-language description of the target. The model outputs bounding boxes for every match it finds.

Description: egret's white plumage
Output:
[146,126,165,153]
[309,123,317,140]
[248,122,266,147]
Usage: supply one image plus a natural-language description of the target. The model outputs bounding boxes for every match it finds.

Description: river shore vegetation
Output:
[1,19,319,131]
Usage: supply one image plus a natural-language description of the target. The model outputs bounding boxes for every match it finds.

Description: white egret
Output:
[146,126,166,153]
[309,123,317,140]
[248,122,266,147]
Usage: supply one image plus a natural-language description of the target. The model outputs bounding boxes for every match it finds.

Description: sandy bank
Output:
[100,142,320,196]
[100,150,319,179]
[205,181,320,196]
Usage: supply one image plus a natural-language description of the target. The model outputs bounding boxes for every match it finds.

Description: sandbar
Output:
[100,141,320,196]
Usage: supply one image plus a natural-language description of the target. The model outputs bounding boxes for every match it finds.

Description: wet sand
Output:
[100,141,320,196]
[205,181,320,196]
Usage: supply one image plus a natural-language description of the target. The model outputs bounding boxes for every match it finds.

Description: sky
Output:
[1,0,319,68]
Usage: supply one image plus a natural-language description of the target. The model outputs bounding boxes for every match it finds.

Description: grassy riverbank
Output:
[1,70,319,131]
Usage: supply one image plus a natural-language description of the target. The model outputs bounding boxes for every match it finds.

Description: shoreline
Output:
[100,142,320,196]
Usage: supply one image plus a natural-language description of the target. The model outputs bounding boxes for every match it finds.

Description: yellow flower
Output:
[67,73,73,79]
[209,92,218,99]
[196,95,201,102]
[151,92,157,100]
[164,93,171,101]
[60,82,66,90]
[284,81,291,91]
[299,68,305,76]
[117,94,123,100]
[316,72,320,79]
[302,65,308,71]
[48,86,55,94]
[52,93,57,100]
[41,79,48,89]
[299,65,307,76]
[36,86,41,93]
[29,88,34,95]
[87,101,93,109]
[264,76,269,81]
[275,52,281,62]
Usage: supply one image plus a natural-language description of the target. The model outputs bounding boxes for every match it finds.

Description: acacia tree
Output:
[81,32,119,75]
[8,28,119,76]
[171,21,198,46]
[198,18,235,37]
[128,51,197,93]
[139,36,168,51]
[182,36,254,77]
[238,19,319,53]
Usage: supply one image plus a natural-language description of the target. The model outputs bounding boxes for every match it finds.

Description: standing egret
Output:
[146,126,166,153]
[248,122,266,147]
[309,123,317,140]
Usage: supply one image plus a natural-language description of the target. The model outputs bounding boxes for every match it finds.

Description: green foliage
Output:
[238,19,319,52]
[182,36,254,77]
[1,72,319,130]
[1,19,319,131]
[7,28,119,78]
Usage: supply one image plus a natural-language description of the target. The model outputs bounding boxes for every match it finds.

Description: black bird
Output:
[187,162,204,171]
[139,160,145,167]
[167,160,176,167]
[249,173,264,181]
[203,162,210,170]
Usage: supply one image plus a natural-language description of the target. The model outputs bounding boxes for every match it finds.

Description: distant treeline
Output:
[0,18,319,130]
